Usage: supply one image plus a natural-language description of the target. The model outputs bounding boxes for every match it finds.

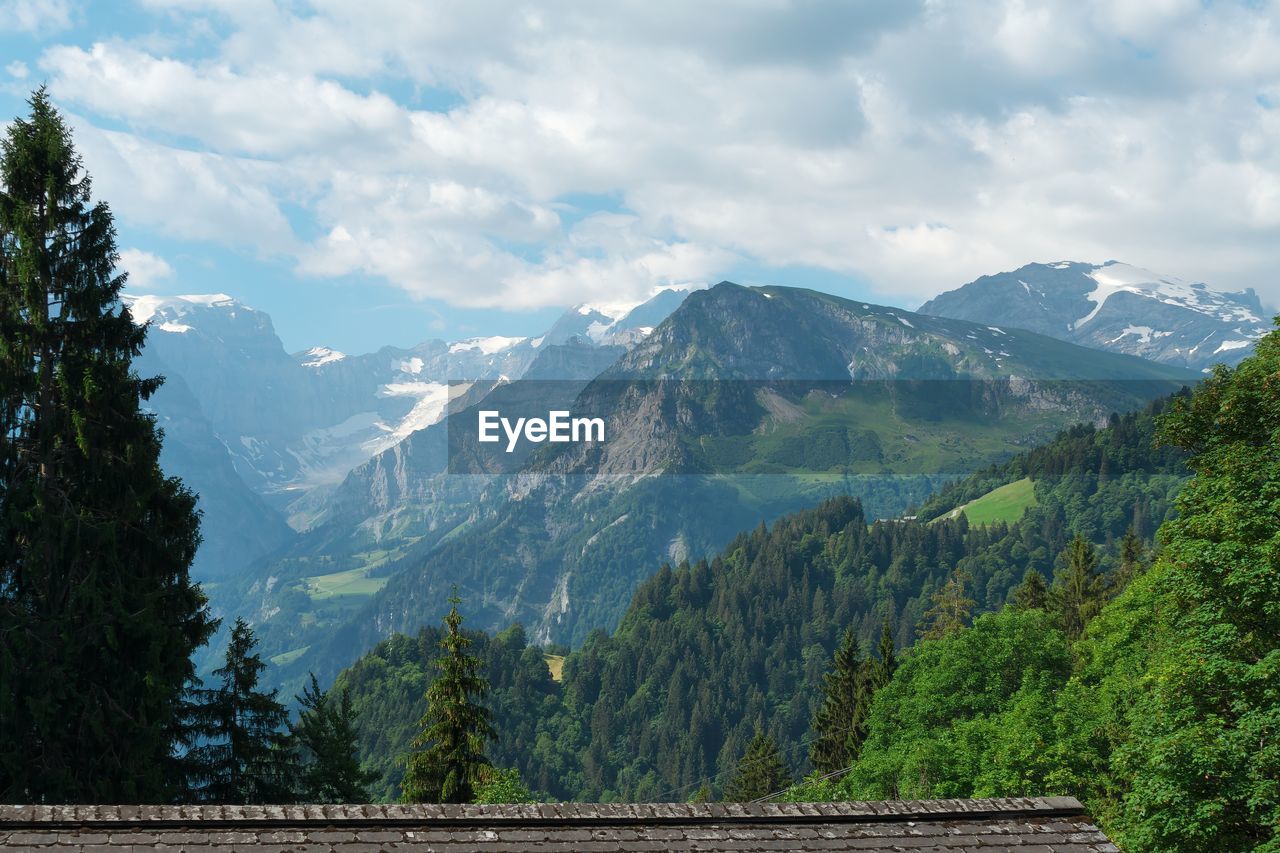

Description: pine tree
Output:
[809,628,873,773]
[1113,527,1146,592]
[0,87,215,802]
[1049,534,1107,641]
[872,618,896,690]
[918,569,975,640]
[184,619,294,803]
[1011,568,1048,611]
[292,674,376,803]
[724,730,792,802]
[400,595,496,804]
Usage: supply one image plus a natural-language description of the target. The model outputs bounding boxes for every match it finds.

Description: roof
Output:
[0,797,1119,851]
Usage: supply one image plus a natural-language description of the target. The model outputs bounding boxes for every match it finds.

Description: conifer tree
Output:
[292,674,376,803]
[918,569,975,640]
[724,730,792,802]
[1049,534,1107,641]
[809,628,873,773]
[184,619,294,803]
[400,595,496,804]
[0,87,214,802]
[872,618,896,690]
[1113,527,1146,592]
[1011,568,1048,611]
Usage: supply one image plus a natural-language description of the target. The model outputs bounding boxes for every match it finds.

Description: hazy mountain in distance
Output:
[122,289,682,581]
[918,261,1271,371]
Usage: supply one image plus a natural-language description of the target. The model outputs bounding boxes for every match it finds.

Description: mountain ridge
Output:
[919,261,1271,371]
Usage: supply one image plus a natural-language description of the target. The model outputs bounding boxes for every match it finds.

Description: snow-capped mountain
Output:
[120,289,685,570]
[918,261,1272,372]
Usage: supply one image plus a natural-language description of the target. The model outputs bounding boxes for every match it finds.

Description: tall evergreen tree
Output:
[1011,568,1048,611]
[1113,527,1146,592]
[184,619,294,803]
[400,595,496,804]
[0,88,214,803]
[724,730,792,802]
[1050,534,1107,641]
[872,618,896,690]
[292,674,376,803]
[809,628,873,773]
[918,568,975,640]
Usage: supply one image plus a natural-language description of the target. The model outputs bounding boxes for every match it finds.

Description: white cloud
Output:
[118,248,175,289]
[0,0,74,34]
[26,0,1280,310]
[68,118,297,255]
[5,61,30,79]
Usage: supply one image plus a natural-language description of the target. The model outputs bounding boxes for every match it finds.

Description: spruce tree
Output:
[809,628,873,773]
[400,595,496,804]
[1011,568,1048,611]
[184,618,294,803]
[918,569,975,640]
[0,87,214,802]
[872,618,896,690]
[724,730,792,802]
[1050,534,1107,641]
[292,674,376,803]
[1113,527,1146,592]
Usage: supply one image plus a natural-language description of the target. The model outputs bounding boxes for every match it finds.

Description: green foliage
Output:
[918,568,975,640]
[1011,569,1048,611]
[183,619,294,803]
[473,767,537,804]
[400,596,496,804]
[723,731,793,802]
[0,88,215,802]
[1048,534,1108,641]
[809,624,893,774]
[840,608,1071,800]
[291,674,377,803]
[1103,329,1280,849]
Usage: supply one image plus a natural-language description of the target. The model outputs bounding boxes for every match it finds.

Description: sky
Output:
[2,0,1279,354]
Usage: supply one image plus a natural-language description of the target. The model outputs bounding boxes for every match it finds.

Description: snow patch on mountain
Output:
[301,346,346,367]
[1076,262,1264,330]
[449,335,527,355]
[123,293,237,324]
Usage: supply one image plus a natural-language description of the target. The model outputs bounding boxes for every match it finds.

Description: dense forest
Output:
[792,336,1280,850]
[337,393,1190,801]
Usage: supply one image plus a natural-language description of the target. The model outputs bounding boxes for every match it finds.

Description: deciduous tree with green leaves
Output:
[400,595,496,804]
[1103,327,1280,850]
[0,88,214,803]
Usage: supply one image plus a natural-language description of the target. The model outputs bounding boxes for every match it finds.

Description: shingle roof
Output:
[0,797,1119,851]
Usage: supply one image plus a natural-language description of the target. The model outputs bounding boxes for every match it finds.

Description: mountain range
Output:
[919,261,1271,372]
[212,281,1191,695]
[122,260,1256,696]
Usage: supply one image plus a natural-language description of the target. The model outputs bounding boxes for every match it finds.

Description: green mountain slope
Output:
[335,396,1190,801]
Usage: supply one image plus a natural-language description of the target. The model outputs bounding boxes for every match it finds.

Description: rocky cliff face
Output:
[919,261,1271,372]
